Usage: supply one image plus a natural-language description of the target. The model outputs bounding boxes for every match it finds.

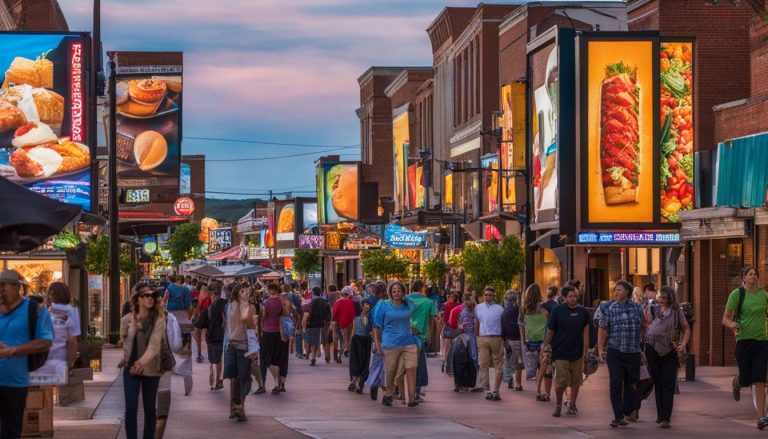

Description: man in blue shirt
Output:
[0,270,54,439]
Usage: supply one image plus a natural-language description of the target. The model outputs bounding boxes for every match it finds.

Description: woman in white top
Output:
[42,282,81,373]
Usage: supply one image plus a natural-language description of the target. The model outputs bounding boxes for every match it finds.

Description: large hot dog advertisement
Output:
[0,33,90,210]
[317,162,359,224]
[586,40,654,224]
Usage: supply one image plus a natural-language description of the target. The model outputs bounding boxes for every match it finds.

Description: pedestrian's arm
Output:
[678,315,691,354]
[474,310,480,337]
[582,324,589,358]
[302,311,309,331]
[542,329,554,350]
[0,338,52,359]
[722,308,738,332]
[597,327,607,358]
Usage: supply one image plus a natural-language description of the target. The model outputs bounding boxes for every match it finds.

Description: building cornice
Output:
[357,66,410,87]
[383,67,433,98]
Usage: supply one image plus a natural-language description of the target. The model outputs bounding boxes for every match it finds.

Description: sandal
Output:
[271,387,280,395]
[381,395,393,407]
[542,393,550,401]
[535,393,545,401]
[407,401,419,408]
[492,392,501,401]
[348,382,357,392]
[485,392,494,400]
[253,387,266,395]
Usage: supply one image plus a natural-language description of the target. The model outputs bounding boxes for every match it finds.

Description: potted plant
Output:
[77,334,105,372]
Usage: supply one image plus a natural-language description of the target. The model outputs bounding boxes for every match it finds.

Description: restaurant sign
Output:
[384,224,427,249]
[344,236,382,250]
[576,232,680,245]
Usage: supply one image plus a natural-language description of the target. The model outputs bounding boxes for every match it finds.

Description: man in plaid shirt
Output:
[597,280,647,428]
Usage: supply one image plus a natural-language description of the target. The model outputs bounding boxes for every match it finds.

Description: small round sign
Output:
[174,197,195,216]
[142,241,158,255]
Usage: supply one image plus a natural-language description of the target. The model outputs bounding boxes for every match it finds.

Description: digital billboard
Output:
[317,162,360,223]
[275,202,295,242]
[529,40,559,223]
[302,201,317,230]
[444,172,453,211]
[481,154,499,213]
[500,83,525,211]
[407,162,424,209]
[392,109,409,213]
[659,41,694,223]
[179,162,190,194]
[582,37,657,226]
[0,33,91,210]
[114,52,182,185]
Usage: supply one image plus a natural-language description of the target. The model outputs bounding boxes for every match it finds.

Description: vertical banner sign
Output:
[317,162,360,224]
[392,108,409,214]
[659,42,694,223]
[179,162,190,194]
[114,52,182,194]
[444,172,453,212]
[500,83,525,211]
[481,154,499,213]
[0,33,91,210]
[584,38,656,225]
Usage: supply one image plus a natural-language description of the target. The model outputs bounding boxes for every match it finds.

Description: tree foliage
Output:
[361,249,409,281]
[421,258,449,284]
[460,235,525,301]
[85,236,136,276]
[168,222,203,265]
[293,249,321,278]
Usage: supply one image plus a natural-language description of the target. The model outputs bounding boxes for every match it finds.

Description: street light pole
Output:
[108,54,119,344]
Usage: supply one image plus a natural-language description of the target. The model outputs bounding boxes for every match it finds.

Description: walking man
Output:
[501,290,524,391]
[543,285,591,417]
[475,286,505,401]
[303,287,331,366]
[597,280,646,427]
[0,270,54,439]
[332,287,356,360]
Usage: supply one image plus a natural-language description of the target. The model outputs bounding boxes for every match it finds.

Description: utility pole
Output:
[108,54,119,344]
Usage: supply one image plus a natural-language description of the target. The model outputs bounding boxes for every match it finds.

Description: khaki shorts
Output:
[555,359,584,389]
[383,345,418,390]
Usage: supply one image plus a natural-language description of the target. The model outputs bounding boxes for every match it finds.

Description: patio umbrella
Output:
[0,176,82,252]
[188,264,224,278]
[234,265,275,277]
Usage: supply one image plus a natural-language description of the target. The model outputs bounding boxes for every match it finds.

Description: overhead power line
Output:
[186,136,360,149]
[205,190,316,196]
[205,147,349,162]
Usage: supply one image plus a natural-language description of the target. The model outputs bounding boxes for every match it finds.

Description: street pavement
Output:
[55,344,767,438]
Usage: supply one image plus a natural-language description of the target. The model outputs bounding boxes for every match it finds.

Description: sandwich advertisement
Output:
[392,109,409,214]
[0,33,91,210]
[529,41,559,223]
[114,52,182,185]
[582,37,656,226]
[317,162,360,224]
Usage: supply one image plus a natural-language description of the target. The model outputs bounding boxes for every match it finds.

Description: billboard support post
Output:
[108,54,120,344]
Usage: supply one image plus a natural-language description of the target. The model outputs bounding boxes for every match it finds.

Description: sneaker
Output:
[566,405,579,416]
[759,417,768,431]
[660,420,671,429]
[196,354,204,363]
[310,359,316,366]
[348,382,357,392]
[552,405,562,417]
[627,410,639,422]
[381,395,393,407]
[610,418,628,428]
[732,376,741,402]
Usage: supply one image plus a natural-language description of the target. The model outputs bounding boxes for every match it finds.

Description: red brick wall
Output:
[692,240,711,364]
[628,1,658,31]
[714,98,768,142]
[751,16,768,97]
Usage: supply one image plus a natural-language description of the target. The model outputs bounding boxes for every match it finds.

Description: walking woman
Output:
[119,283,166,439]
[441,292,460,360]
[645,286,690,428]
[519,283,551,401]
[192,282,209,363]
[223,284,257,422]
[348,300,373,393]
[261,283,289,394]
[452,292,479,392]
[372,282,418,407]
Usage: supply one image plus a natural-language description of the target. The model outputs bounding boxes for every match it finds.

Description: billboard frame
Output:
[317,161,362,224]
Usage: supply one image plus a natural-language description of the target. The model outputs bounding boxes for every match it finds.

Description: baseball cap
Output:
[0,270,22,284]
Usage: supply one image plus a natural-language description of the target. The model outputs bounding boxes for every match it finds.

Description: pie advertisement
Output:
[317,162,359,224]
[586,40,654,224]
[0,33,91,210]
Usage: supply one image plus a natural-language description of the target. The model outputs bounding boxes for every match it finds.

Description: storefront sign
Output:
[174,197,194,216]
[142,239,157,255]
[344,236,381,250]
[277,248,295,257]
[398,249,421,263]
[247,247,271,260]
[209,227,232,252]
[576,232,680,245]
[325,231,341,250]
[298,234,324,249]
[122,188,150,204]
[384,224,427,248]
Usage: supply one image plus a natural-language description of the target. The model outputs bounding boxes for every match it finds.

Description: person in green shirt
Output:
[722,265,768,431]
[407,279,437,402]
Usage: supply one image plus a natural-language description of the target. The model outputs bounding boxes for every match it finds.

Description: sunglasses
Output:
[139,293,156,299]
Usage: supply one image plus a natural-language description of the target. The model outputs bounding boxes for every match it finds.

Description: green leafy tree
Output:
[461,235,525,301]
[421,258,449,284]
[168,222,203,265]
[361,249,409,281]
[85,236,136,276]
[293,249,321,279]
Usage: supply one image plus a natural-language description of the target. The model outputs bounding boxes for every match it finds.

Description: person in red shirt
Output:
[332,287,357,360]
[193,282,209,363]
[441,292,460,357]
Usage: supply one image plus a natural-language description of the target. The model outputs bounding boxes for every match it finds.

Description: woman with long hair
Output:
[645,286,690,428]
[519,283,551,401]
[348,300,373,393]
[372,281,418,408]
[192,282,208,363]
[223,284,257,422]
[119,283,166,439]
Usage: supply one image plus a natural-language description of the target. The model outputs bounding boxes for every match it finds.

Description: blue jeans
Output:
[415,342,429,394]
[123,369,160,439]
[223,344,252,405]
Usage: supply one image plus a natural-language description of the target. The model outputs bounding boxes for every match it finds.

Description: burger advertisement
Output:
[580,35,660,228]
[0,33,91,210]
[114,52,182,185]
[317,162,360,224]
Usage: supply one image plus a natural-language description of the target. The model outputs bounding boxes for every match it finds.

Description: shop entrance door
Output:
[586,267,606,308]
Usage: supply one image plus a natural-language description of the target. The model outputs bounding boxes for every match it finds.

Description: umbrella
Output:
[0,176,82,252]
[188,264,224,278]
[234,265,275,277]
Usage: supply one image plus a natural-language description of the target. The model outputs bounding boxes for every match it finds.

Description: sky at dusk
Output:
[60,0,610,199]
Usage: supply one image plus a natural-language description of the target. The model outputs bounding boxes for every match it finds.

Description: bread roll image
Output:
[329,165,358,220]
[277,204,294,233]
[155,76,182,93]
[133,130,167,171]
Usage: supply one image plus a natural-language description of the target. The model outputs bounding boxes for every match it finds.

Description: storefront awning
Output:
[529,229,563,249]
[679,207,749,240]
[207,245,246,262]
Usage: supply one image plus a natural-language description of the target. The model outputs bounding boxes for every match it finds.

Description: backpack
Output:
[308,299,329,328]
[27,302,48,372]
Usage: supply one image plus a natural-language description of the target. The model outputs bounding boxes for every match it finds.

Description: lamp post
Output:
[108,53,119,344]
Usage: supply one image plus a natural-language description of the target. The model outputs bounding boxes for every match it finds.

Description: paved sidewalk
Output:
[58,345,766,438]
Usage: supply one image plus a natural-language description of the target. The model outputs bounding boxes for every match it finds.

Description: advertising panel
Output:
[208,227,232,253]
[481,154,499,213]
[530,40,559,223]
[583,38,656,226]
[407,162,424,209]
[659,41,694,223]
[317,162,359,223]
[298,234,324,249]
[444,172,453,211]
[114,52,182,187]
[275,202,295,242]
[392,110,409,213]
[500,83,525,211]
[0,33,91,210]
[302,201,317,230]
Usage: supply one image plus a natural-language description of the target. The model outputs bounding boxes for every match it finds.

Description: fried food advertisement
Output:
[0,34,90,210]
[317,162,359,224]
[586,40,654,224]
